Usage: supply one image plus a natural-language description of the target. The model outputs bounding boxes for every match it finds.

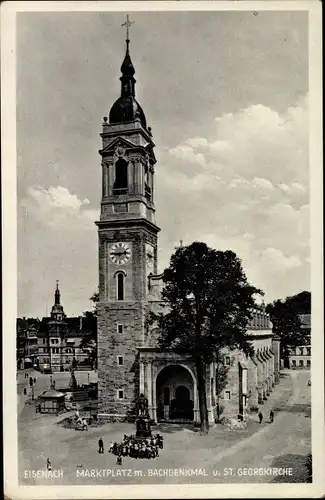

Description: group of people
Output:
[258,410,274,423]
[98,434,164,462]
[74,409,88,431]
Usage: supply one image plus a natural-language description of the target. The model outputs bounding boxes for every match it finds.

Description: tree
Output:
[266,292,310,364]
[79,292,99,368]
[286,291,311,314]
[89,292,99,311]
[150,242,261,434]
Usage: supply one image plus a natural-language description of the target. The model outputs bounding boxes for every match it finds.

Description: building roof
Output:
[17,318,40,331]
[39,389,65,399]
[36,315,96,338]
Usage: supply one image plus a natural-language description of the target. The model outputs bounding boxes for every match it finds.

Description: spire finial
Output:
[122,14,135,44]
[55,280,60,305]
[120,15,136,83]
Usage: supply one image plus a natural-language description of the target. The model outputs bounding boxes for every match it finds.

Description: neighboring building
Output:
[96,33,280,424]
[37,282,97,373]
[289,314,311,369]
[16,318,40,369]
[17,283,97,373]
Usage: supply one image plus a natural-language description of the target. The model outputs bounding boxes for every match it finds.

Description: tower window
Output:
[117,324,123,334]
[117,356,124,366]
[116,272,125,301]
[117,389,124,400]
[114,158,128,193]
[225,356,231,366]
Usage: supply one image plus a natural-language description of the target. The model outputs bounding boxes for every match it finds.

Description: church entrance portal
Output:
[156,365,194,422]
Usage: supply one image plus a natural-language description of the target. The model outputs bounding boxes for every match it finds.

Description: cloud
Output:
[157,95,310,301]
[260,247,302,270]
[22,185,99,231]
[169,144,206,167]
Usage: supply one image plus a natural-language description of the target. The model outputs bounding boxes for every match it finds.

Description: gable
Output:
[100,136,136,154]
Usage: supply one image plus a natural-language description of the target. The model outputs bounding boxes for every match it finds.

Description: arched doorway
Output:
[156,365,194,422]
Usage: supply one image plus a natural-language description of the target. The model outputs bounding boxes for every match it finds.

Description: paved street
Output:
[18,370,311,485]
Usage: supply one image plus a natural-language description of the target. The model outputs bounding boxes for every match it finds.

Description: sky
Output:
[17,9,309,318]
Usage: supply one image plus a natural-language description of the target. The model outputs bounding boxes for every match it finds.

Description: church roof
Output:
[109,96,147,128]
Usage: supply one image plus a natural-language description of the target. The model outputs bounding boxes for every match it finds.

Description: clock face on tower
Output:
[110,242,131,265]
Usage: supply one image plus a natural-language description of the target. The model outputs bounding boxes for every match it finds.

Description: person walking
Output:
[98,438,104,454]
[258,411,263,423]
[46,458,52,471]
[270,410,274,423]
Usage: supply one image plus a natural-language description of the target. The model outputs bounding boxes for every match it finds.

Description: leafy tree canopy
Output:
[266,291,311,357]
[152,242,261,359]
[149,242,262,433]
[286,291,311,314]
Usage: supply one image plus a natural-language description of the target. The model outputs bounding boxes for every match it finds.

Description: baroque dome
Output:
[109,96,147,127]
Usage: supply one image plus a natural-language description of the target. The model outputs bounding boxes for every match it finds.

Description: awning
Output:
[24,357,32,362]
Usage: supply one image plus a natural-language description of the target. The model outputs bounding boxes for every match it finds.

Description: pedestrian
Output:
[258,411,263,423]
[23,388,27,395]
[270,410,274,423]
[117,455,122,465]
[46,458,52,471]
[98,438,104,454]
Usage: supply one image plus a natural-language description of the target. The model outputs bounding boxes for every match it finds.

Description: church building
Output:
[96,27,280,424]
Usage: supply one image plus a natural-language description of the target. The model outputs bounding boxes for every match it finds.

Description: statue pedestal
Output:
[135,416,152,438]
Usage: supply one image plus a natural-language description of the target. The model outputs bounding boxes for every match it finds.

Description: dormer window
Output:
[114,158,128,194]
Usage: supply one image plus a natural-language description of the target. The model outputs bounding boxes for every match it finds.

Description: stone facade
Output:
[96,38,159,421]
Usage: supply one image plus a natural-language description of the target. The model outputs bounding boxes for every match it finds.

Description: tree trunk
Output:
[196,355,209,434]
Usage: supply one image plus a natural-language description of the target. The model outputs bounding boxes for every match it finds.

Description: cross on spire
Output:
[122,14,135,42]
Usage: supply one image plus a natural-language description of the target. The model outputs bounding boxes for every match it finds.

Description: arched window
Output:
[116,272,125,301]
[114,158,128,192]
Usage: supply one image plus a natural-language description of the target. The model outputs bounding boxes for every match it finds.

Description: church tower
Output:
[96,19,160,420]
